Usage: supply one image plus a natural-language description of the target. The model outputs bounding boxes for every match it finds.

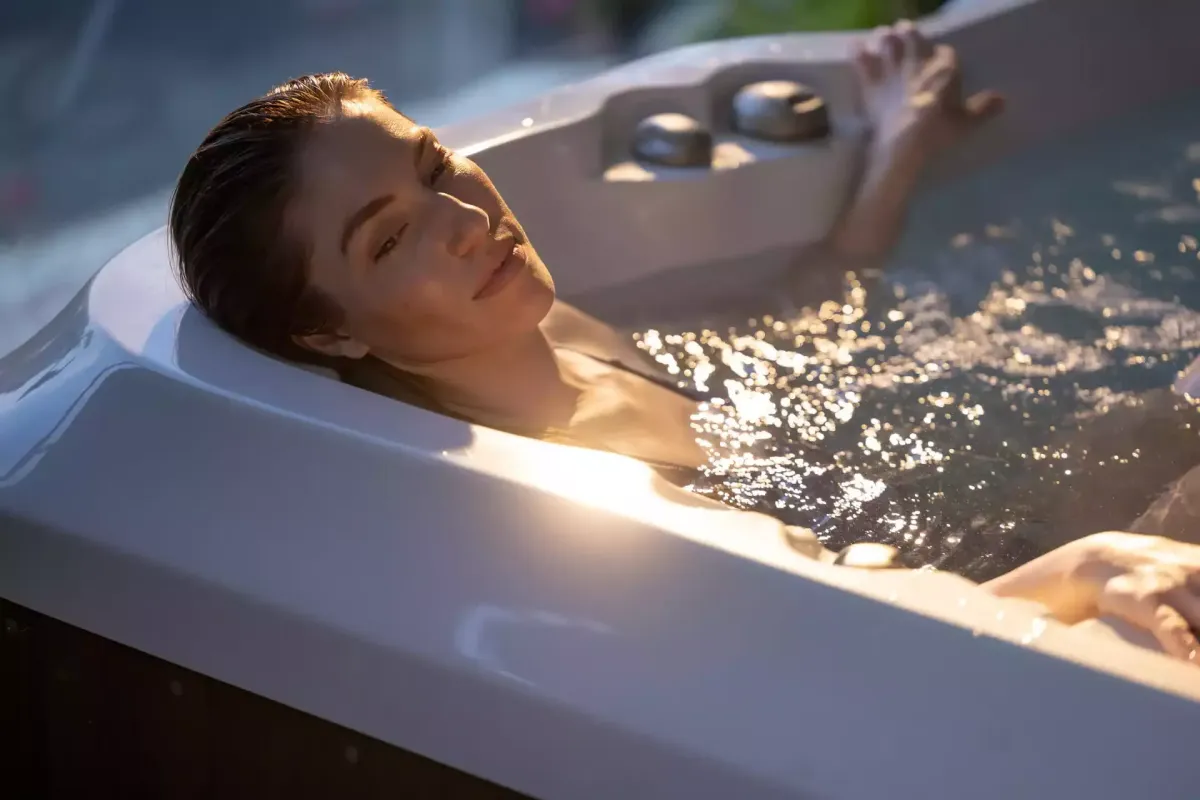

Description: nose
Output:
[438,193,491,258]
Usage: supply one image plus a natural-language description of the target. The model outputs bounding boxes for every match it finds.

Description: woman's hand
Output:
[854,21,1005,162]
[824,22,1004,264]
[984,532,1200,663]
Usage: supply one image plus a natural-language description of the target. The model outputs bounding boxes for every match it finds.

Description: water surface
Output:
[637,89,1200,580]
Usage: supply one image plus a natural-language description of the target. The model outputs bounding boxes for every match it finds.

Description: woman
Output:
[170,22,1200,663]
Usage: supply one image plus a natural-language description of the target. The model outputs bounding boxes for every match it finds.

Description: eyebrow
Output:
[414,128,433,165]
[338,130,434,256]
[340,194,394,255]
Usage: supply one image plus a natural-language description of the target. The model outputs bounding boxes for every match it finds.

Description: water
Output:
[636,89,1200,581]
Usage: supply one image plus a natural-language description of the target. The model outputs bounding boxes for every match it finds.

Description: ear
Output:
[292,331,370,360]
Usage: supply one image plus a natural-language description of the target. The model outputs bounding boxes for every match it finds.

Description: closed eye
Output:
[374,225,407,261]
[428,146,450,184]
[373,145,449,261]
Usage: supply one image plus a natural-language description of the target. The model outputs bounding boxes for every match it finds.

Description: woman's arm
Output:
[789,24,1004,301]
[778,136,928,311]
[826,136,928,265]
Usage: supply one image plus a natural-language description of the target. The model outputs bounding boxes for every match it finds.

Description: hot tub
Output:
[3,0,1200,798]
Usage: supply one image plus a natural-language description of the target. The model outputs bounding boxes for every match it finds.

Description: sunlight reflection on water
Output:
[637,97,1200,580]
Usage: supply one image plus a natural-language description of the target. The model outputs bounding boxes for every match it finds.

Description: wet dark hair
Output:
[169,72,379,363]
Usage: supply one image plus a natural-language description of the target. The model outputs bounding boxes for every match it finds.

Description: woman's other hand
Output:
[984,532,1200,664]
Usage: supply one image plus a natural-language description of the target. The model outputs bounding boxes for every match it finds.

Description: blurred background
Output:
[0,0,949,355]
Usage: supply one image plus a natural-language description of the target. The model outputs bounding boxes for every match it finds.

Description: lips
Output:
[473,239,524,300]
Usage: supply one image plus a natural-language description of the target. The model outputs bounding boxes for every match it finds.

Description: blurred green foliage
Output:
[708,0,950,37]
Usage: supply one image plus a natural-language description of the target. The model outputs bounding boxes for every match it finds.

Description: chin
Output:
[522,267,557,322]
[493,265,554,336]
[528,252,555,299]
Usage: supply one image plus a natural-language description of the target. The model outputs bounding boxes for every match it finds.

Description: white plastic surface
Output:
[5,1,1200,798]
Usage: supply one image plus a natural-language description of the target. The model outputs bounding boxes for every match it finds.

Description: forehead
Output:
[298,100,421,186]
[288,101,425,249]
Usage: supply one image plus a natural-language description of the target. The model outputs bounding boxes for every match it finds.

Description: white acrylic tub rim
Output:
[4,1,1200,799]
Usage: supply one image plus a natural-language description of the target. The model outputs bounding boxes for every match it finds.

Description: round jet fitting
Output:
[632,112,713,167]
[732,80,830,142]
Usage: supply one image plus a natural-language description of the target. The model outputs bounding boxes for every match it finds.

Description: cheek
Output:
[350,269,488,361]
[360,271,449,332]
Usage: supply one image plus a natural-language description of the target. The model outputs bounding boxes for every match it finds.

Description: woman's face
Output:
[289,95,555,365]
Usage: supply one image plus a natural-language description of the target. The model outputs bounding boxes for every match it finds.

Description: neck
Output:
[382,329,581,431]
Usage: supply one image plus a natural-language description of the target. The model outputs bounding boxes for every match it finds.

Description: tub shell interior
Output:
[4,1,1200,798]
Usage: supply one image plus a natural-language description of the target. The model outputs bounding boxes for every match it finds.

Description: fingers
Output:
[856,21,936,82]
[1099,576,1200,663]
[1153,603,1200,663]
[964,90,1006,126]
[871,25,904,67]
[852,41,884,84]
[928,43,959,74]
[912,43,958,100]
[1165,585,1200,631]
[894,19,934,63]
